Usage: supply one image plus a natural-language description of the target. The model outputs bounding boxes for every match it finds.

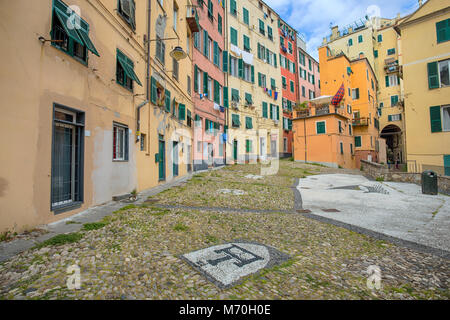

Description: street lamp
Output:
[170,46,187,61]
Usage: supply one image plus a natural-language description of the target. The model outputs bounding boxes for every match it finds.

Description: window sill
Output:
[51,43,88,67]
[52,201,82,215]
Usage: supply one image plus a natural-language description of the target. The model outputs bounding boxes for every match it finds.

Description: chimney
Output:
[418,0,423,6]
[348,27,353,34]
[331,26,340,39]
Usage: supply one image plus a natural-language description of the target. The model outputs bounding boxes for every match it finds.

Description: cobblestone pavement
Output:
[0,160,448,300]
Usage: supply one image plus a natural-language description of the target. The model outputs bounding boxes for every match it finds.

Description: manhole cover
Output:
[322,209,340,212]
[180,241,290,288]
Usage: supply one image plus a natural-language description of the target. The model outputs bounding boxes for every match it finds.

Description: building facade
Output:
[297,36,321,104]
[396,0,450,175]
[225,0,281,164]
[278,19,297,158]
[192,0,226,171]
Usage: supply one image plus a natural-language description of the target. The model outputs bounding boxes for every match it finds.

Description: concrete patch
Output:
[217,189,246,195]
[180,240,290,288]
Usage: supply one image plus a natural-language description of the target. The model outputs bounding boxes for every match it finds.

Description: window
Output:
[172,57,179,80]
[243,63,251,82]
[51,106,84,211]
[232,114,240,128]
[258,73,267,88]
[302,86,305,97]
[245,117,253,129]
[348,38,353,46]
[230,56,238,77]
[113,123,129,161]
[355,136,362,147]
[50,0,100,64]
[283,138,287,152]
[243,8,249,25]
[156,36,165,64]
[352,88,360,100]
[259,19,265,35]
[243,35,250,52]
[173,4,178,32]
[230,0,237,16]
[340,142,344,154]
[391,95,399,106]
[218,14,222,34]
[208,77,212,101]
[358,35,363,43]
[374,50,378,58]
[316,121,326,134]
[268,26,273,41]
[443,106,450,131]
[118,0,136,30]
[430,105,450,132]
[282,76,287,89]
[246,139,252,153]
[230,27,238,46]
[288,42,292,54]
[187,75,191,95]
[439,59,450,87]
[290,81,294,93]
[388,114,402,122]
[436,19,450,44]
[387,48,396,55]
[194,28,200,49]
[231,88,240,102]
[245,93,252,105]
[116,49,142,90]
[377,34,382,42]
[386,74,398,87]
[207,0,213,21]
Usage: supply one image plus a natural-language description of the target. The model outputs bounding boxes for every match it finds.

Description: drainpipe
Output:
[136,100,149,142]
[304,117,307,163]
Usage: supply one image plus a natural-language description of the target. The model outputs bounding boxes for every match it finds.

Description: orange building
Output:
[317,46,380,168]
[293,96,355,169]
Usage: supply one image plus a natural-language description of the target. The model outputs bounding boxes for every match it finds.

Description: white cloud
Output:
[264,0,421,60]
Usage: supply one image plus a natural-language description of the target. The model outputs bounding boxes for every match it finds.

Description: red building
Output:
[192,0,226,171]
[278,19,297,158]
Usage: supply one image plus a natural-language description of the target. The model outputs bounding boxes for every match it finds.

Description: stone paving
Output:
[0,160,448,300]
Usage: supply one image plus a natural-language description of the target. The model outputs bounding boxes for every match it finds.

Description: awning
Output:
[76,28,100,57]
[118,54,142,86]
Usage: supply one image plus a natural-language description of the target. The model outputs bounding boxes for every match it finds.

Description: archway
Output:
[380,124,403,166]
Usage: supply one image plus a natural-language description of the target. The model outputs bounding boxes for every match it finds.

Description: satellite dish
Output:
[155,14,166,39]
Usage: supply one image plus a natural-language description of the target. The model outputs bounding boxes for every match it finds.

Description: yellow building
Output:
[395,0,450,175]
[323,15,407,165]
[0,0,196,234]
[225,0,281,163]
[136,0,195,190]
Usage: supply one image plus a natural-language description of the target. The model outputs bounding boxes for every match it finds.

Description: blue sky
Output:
[264,0,424,60]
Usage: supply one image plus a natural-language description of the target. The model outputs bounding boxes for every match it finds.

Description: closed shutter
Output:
[262,102,268,118]
[194,65,198,92]
[223,87,229,108]
[230,28,237,46]
[223,51,228,72]
[203,30,208,56]
[430,106,442,132]
[270,104,273,119]
[165,89,171,112]
[444,155,450,176]
[243,8,249,25]
[251,65,255,83]
[355,136,361,147]
[151,76,157,104]
[427,62,439,89]
[203,72,208,96]
[385,76,389,88]
[277,106,280,120]
[214,80,220,104]
[436,19,450,44]
[178,104,186,120]
[238,58,243,78]
[316,121,326,134]
[213,41,219,65]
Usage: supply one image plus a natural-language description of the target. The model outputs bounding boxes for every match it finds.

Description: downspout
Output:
[136,0,152,143]
[304,117,307,163]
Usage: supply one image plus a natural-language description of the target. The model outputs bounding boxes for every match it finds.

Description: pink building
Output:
[192,0,226,171]
[297,36,320,104]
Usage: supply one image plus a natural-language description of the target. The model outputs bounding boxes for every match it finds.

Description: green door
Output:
[444,155,450,176]
[158,137,165,181]
[233,140,238,161]
[173,141,179,177]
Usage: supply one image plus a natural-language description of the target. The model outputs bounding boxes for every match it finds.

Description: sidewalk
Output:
[0,167,222,263]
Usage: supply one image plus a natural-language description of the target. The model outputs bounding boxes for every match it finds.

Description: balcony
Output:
[186,6,200,33]
[352,117,369,126]
[384,58,399,74]
[296,109,310,118]
[315,105,330,116]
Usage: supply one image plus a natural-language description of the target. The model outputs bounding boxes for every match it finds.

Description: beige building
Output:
[395,0,450,175]
[0,0,196,234]
[225,0,281,163]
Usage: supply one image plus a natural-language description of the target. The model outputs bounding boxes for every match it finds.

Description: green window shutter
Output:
[277,106,280,120]
[374,50,378,58]
[165,89,171,112]
[316,121,326,134]
[430,106,442,132]
[356,88,360,99]
[245,117,252,129]
[358,35,363,43]
[245,93,252,105]
[257,43,261,59]
[238,58,243,78]
[348,39,353,46]
[388,115,392,122]
[444,155,450,176]
[203,30,208,56]
[194,65,198,92]
[251,65,255,83]
[391,95,398,106]
[290,81,294,92]
[203,72,208,96]
[223,87,229,108]
[243,8,249,25]
[427,62,439,89]
[436,19,450,44]
[271,78,275,90]
[274,54,277,68]
[262,102,268,118]
[179,104,186,120]
[218,14,222,34]
[268,26,273,40]
[214,80,220,104]
[223,51,228,72]
[151,76,157,104]
[377,34,382,42]
[340,143,344,154]
[213,41,218,65]
[230,27,237,46]
[288,119,292,131]
[117,49,142,86]
[258,73,262,86]
[231,88,239,102]
[259,19,265,34]
[243,35,250,51]
[232,114,240,127]
[270,104,273,119]
[355,136,361,147]
[230,0,237,15]
[385,75,389,88]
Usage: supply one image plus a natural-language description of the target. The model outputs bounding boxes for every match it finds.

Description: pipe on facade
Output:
[136,100,149,142]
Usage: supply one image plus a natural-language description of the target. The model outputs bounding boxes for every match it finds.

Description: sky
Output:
[264,0,424,60]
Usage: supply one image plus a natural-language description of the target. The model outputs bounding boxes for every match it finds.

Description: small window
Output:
[442,105,450,131]
[387,48,396,55]
[117,49,142,90]
[118,0,136,30]
[438,59,450,87]
[113,123,129,161]
[355,136,362,147]
[156,36,166,64]
[316,121,326,134]
[140,133,146,151]
[172,57,179,80]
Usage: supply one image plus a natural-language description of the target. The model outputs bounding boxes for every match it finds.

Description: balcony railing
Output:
[296,109,310,118]
[186,6,200,33]
[384,58,399,74]
[315,105,330,116]
[352,117,369,126]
